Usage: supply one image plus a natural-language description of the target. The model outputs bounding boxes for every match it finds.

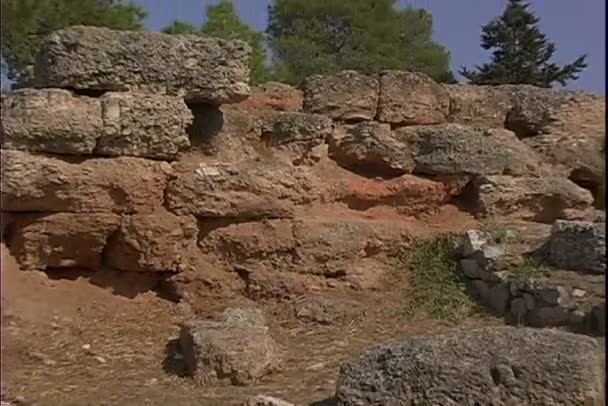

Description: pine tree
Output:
[460,0,587,88]
[266,0,453,85]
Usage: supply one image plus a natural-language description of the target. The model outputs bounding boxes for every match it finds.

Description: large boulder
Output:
[1,150,171,214]
[302,71,379,121]
[336,327,605,405]
[179,307,282,386]
[377,71,449,125]
[94,92,192,160]
[328,121,415,177]
[445,84,520,128]
[7,212,120,271]
[542,220,605,274]
[1,88,102,155]
[1,89,192,160]
[34,26,251,104]
[397,124,544,177]
[473,175,594,223]
[165,158,315,219]
[103,210,199,273]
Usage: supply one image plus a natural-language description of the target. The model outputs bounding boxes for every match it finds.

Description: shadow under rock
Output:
[310,397,338,406]
[162,337,188,378]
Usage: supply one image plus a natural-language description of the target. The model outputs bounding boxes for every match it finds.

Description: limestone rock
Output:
[1,150,171,214]
[473,176,594,223]
[542,220,605,274]
[302,71,379,121]
[94,92,192,160]
[239,269,314,301]
[7,212,120,271]
[397,124,544,177]
[1,88,102,155]
[179,307,281,385]
[294,297,360,325]
[104,210,198,273]
[35,26,251,104]
[377,71,449,125]
[336,326,605,405]
[328,121,415,176]
[165,159,315,219]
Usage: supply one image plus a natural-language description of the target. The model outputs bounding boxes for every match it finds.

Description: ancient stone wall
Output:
[1,26,605,306]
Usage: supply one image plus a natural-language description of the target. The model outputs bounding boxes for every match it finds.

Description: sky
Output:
[138,0,606,94]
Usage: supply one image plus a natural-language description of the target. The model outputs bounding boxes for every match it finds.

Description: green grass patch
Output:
[507,258,549,282]
[479,223,511,244]
[394,233,475,323]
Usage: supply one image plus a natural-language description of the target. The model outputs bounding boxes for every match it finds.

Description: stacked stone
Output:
[1,26,252,274]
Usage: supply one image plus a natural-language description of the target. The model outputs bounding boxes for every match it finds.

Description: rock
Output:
[94,93,192,160]
[302,71,379,121]
[488,284,510,314]
[103,210,198,273]
[328,121,414,176]
[1,89,192,160]
[589,303,606,335]
[526,306,570,327]
[179,307,281,385]
[7,212,120,271]
[1,88,102,155]
[243,395,294,406]
[461,229,505,270]
[459,259,499,282]
[396,124,543,177]
[509,297,528,324]
[165,159,314,219]
[377,71,449,125]
[473,176,594,223]
[240,269,313,301]
[461,229,487,257]
[334,173,467,215]
[336,326,604,405]
[261,112,333,160]
[445,84,517,128]
[1,150,170,214]
[294,297,360,325]
[542,220,605,274]
[227,82,303,113]
[535,286,570,306]
[35,26,251,104]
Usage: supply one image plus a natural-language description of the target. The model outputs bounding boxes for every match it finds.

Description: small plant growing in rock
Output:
[394,234,475,323]
[507,258,549,282]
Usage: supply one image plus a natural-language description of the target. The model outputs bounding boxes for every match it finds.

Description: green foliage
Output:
[161,2,270,85]
[1,0,147,84]
[394,234,474,323]
[266,0,453,85]
[480,223,511,244]
[460,0,587,87]
[507,258,549,282]
[161,20,198,35]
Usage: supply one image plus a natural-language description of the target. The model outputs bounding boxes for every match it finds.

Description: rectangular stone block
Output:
[34,26,251,104]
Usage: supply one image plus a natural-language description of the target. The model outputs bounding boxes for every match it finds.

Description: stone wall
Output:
[1,26,605,305]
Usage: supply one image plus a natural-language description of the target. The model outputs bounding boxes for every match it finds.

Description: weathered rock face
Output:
[34,26,251,104]
[1,89,192,160]
[1,150,171,214]
[242,395,294,406]
[104,211,199,273]
[377,71,449,125]
[473,175,594,223]
[398,124,544,177]
[302,71,379,121]
[94,93,192,160]
[542,220,606,274]
[336,327,605,405]
[1,88,103,155]
[294,297,360,325]
[179,307,281,386]
[165,159,315,219]
[328,121,415,176]
[8,212,121,271]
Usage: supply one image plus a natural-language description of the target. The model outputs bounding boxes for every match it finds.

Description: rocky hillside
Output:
[1,26,606,405]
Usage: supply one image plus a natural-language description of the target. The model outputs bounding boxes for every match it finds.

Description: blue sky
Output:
[138,0,605,94]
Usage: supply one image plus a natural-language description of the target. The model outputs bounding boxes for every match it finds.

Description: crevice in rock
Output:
[568,170,603,209]
[333,161,405,180]
[185,102,224,151]
[69,88,112,98]
[448,178,479,215]
[43,266,179,302]
[196,216,267,241]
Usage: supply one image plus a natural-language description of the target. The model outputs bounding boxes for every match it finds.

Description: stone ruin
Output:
[1,25,606,404]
